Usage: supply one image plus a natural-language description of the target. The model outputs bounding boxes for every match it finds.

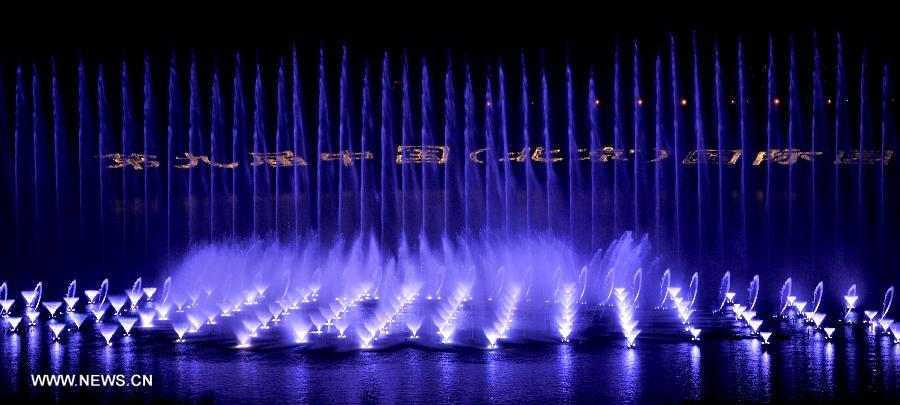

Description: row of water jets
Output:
[0,268,895,349]
[5,33,895,273]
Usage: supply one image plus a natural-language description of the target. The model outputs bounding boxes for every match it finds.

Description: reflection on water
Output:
[760,350,771,401]
[621,348,640,403]
[689,345,701,399]
[2,323,900,402]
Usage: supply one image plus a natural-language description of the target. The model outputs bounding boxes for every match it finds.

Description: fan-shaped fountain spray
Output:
[21,282,42,310]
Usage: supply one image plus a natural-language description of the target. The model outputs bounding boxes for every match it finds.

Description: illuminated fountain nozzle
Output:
[68,312,87,330]
[42,301,62,318]
[613,288,627,302]
[667,287,682,299]
[63,297,79,312]
[625,330,640,348]
[138,309,156,327]
[155,303,173,321]
[811,313,826,329]
[864,310,878,323]
[725,292,736,303]
[844,295,859,309]
[748,319,763,334]
[143,287,157,301]
[486,331,500,349]
[878,318,894,331]
[741,310,757,324]
[6,316,22,331]
[786,296,797,306]
[676,304,694,324]
[732,304,746,320]
[92,305,109,323]
[760,331,772,345]
[99,324,119,345]
[49,321,65,341]
[108,295,128,316]
[25,309,40,326]
[127,291,144,311]
[118,317,137,336]
[21,290,38,308]
[0,299,14,315]
[84,290,99,304]
[890,324,900,343]
[823,327,835,339]
[172,321,190,342]
[793,301,807,314]
[689,327,701,341]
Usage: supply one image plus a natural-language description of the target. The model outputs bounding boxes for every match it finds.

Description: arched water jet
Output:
[882,287,894,321]
[718,271,731,311]
[156,277,171,306]
[748,275,760,311]
[688,272,699,308]
[279,270,291,302]
[551,267,562,301]
[812,282,824,313]
[577,266,589,301]
[432,266,446,299]
[846,284,858,308]
[0,283,10,314]
[129,278,143,309]
[63,280,78,312]
[658,269,671,308]
[22,282,42,310]
[494,266,507,301]
[602,267,615,305]
[779,278,792,316]
[632,268,643,306]
[523,267,534,301]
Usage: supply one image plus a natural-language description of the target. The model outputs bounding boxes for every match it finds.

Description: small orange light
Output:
[637,99,644,106]
[680,98,688,106]
[486,101,492,107]
[594,99,600,106]
[730,99,736,105]
[773,98,781,105]
[826,99,833,105]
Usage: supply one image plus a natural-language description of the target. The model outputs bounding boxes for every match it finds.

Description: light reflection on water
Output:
[2,323,900,402]
[689,344,701,399]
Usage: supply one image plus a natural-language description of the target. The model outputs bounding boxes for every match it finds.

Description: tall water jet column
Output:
[670,34,683,263]
[292,46,312,242]
[379,53,396,247]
